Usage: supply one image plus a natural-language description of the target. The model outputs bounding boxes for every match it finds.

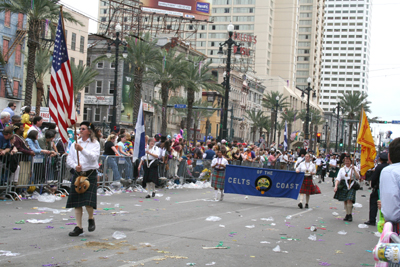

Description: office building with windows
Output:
[320,0,372,112]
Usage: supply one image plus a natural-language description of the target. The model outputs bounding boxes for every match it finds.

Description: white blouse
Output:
[296,161,316,176]
[329,159,337,167]
[67,138,100,171]
[211,157,229,170]
[336,165,358,189]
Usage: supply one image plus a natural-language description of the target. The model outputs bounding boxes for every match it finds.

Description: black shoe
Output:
[364,221,376,226]
[343,214,349,221]
[69,226,83,236]
[318,181,322,184]
[145,195,151,198]
[152,192,156,197]
[298,203,303,209]
[348,214,353,222]
[305,204,309,209]
[88,219,95,232]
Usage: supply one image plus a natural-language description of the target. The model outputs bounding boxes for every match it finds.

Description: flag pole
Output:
[350,106,364,183]
[60,5,79,165]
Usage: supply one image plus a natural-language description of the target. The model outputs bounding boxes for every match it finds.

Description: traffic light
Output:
[339,138,343,147]
[316,132,321,143]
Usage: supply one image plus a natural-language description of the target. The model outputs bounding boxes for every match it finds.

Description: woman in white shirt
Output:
[296,153,321,209]
[329,154,339,187]
[211,150,229,201]
[138,138,160,198]
[334,155,360,222]
[66,121,100,237]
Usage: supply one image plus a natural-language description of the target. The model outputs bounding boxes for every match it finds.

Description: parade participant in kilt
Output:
[66,121,100,236]
[296,153,320,209]
[138,138,160,198]
[334,154,360,222]
[316,154,326,183]
[211,150,229,201]
[329,154,339,187]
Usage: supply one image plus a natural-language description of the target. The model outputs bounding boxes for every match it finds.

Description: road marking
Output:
[119,256,163,267]
[288,208,314,217]
[175,198,210,204]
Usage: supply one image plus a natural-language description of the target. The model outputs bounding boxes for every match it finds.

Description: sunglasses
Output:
[79,128,87,131]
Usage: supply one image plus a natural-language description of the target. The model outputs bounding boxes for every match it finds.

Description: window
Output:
[4,10,11,27]
[94,108,101,122]
[83,107,88,121]
[213,0,230,4]
[108,108,113,122]
[111,61,115,68]
[15,44,22,65]
[97,61,103,69]
[79,60,83,66]
[96,81,102,94]
[2,39,9,62]
[70,57,75,65]
[71,33,76,50]
[80,36,85,53]
[109,80,114,95]
[17,13,24,29]
[84,86,89,94]
[13,81,19,97]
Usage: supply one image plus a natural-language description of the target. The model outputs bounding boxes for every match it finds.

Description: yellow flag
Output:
[357,109,376,176]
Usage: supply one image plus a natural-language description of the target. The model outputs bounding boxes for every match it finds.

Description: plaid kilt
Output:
[211,169,226,190]
[334,180,356,203]
[66,171,97,209]
[329,168,339,178]
[316,166,322,175]
[300,175,321,195]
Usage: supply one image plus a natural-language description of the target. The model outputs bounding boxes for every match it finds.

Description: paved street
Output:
[0,180,379,267]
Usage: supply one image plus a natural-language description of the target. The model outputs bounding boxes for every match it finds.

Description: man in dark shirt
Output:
[204,144,215,160]
[364,152,389,226]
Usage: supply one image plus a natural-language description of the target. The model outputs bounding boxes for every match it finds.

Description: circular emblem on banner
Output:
[255,176,272,194]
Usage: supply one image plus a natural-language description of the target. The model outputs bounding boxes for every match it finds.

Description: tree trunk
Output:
[35,81,44,116]
[132,67,143,127]
[270,111,276,144]
[186,88,194,144]
[160,83,168,136]
[278,132,281,146]
[288,123,292,150]
[348,122,354,152]
[25,20,41,107]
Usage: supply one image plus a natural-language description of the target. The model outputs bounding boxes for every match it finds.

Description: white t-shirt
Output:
[336,165,358,189]
[296,161,316,176]
[329,159,337,168]
[211,157,229,169]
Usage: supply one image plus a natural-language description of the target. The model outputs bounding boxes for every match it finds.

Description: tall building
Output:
[0,10,27,109]
[320,0,372,112]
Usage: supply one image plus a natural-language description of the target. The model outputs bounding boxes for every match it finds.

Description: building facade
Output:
[320,0,372,111]
[0,10,26,110]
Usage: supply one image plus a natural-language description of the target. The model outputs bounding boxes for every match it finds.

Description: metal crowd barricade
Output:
[101,155,134,191]
[57,153,72,196]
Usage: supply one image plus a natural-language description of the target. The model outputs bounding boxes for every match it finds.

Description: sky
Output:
[61,0,400,141]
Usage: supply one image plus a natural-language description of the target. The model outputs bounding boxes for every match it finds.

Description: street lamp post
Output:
[106,23,128,132]
[274,96,279,143]
[344,128,347,152]
[333,102,341,152]
[296,77,316,149]
[218,23,241,141]
[324,119,329,151]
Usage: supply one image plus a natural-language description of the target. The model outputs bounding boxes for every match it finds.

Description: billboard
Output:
[141,0,212,20]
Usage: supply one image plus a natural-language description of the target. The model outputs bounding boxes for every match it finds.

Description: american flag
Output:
[49,14,76,143]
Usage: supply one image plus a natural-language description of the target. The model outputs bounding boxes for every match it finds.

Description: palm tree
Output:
[297,109,323,150]
[169,96,216,142]
[310,110,324,152]
[70,63,98,102]
[280,108,298,150]
[262,91,289,144]
[339,91,371,151]
[33,48,52,115]
[148,48,186,136]
[0,0,80,106]
[183,56,219,143]
[261,117,272,147]
[125,33,161,126]
[276,120,285,146]
[245,110,264,142]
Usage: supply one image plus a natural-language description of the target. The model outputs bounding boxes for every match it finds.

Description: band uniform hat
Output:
[80,121,95,132]
[160,135,167,142]
[299,148,307,156]
[379,152,388,161]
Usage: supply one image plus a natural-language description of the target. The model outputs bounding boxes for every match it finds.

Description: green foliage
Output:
[34,48,52,81]
[70,63,98,96]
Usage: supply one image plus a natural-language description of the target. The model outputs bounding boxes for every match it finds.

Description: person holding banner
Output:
[296,153,320,209]
[66,121,100,236]
[211,150,229,201]
[334,155,360,222]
